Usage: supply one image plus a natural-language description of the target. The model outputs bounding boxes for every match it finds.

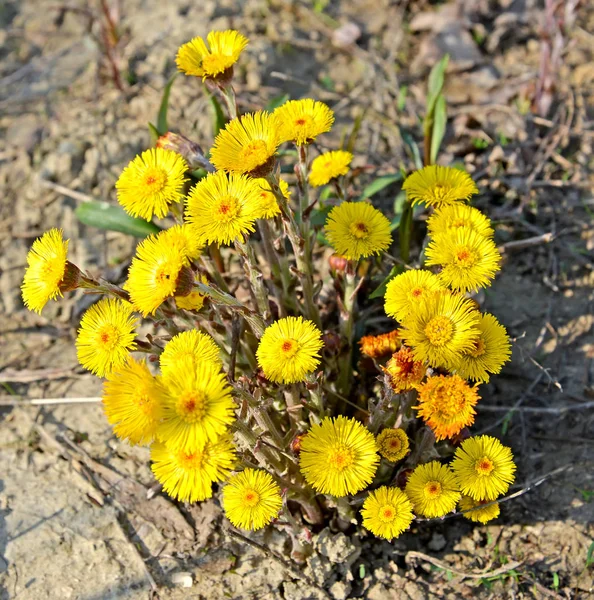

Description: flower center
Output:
[429,183,450,202]
[349,221,369,239]
[243,488,261,507]
[378,505,396,523]
[97,324,120,350]
[454,246,477,268]
[238,139,270,169]
[176,390,207,423]
[451,218,467,228]
[424,316,454,346]
[294,115,312,128]
[131,390,154,416]
[280,338,299,359]
[143,167,168,194]
[469,338,486,358]
[214,195,241,223]
[410,286,424,298]
[475,456,494,476]
[328,445,355,472]
[178,449,205,469]
[388,438,402,451]
[201,52,230,75]
[423,481,442,499]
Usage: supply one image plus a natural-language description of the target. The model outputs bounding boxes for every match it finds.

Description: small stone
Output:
[171,571,193,587]
[428,532,447,552]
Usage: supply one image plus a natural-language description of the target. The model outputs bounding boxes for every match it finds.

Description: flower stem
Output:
[337,265,357,397]
[235,239,270,320]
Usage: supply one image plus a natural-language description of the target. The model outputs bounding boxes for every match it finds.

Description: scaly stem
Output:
[235,239,270,320]
[219,84,238,120]
[337,265,357,398]
[257,220,291,316]
[285,384,304,429]
[234,420,285,473]
[201,252,230,294]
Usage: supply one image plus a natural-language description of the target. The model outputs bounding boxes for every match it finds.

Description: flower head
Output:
[175,275,209,311]
[252,178,290,220]
[256,317,323,384]
[425,227,501,293]
[210,111,279,176]
[453,313,511,383]
[427,204,494,238]
[361,486,414,540]
[176,30,248,79]
[161,224,203,261]
[223,469,282,530]
[160,329,222,378]
[102,357,165,445]
[405,461,461,518]
[300,416,379,497]
[158,359,235,453]
[383,346,426,392]
[21,229,72,314]
[309,151,352,187]
[116,148,188,220]
[400,292,480,370]
[125,231,190,316]
[384,270,445,323]
[325,202,392,260]
[151,434,236,503]
[415,374,479,441]
[402,165,478,208]
[376,428,410,462]
[359,329,401,359]
[186,171,264,245]
[76,298,137,377]
[273,99,334,146]
[458,495,500,524]
[451,435,516,501]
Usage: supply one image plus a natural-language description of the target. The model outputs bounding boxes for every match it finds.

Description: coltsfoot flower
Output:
[383,346,426,393]
[273,99,334,146]
[176,30,248,80]
[175,275,209,312]
[405,461,461,518]
[384,269,445,323]
[223,469,283,531]
[210,111,279,176]
[160,329,222,378]
[451,435,516,501]
[102,357,165,446]
[458,495,500,524]
[376,428,410,463]
[309,150,352,187]
[185,171,264,245]
[415,374,479,441]
[151,434,236,503]
[425,226,501,293]
[21,229,76,314]
[325,201,392,260]
[453,312,511,383]
[158,359,235,453]
[76,298,137,377]
[403,165,478,207]
[361,486,414,540]
[427,203,494,238]
[115,148,188,220]
[300,416,379,497]
[256,316,323,384]
[252,178,290,220]
[359,329,401,359]
[161,224,203,261]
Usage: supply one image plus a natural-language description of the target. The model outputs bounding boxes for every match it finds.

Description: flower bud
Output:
[156,132,213,172]
[329,254,348,273]
[396,468,414,490]
[58,261,82,293]
[174,266,195,297]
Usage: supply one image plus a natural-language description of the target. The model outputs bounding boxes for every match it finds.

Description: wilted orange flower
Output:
[359,329,401,359]
[383,346,426,392]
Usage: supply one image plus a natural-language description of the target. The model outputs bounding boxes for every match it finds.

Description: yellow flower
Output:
[157,359,235,453]
[185,171,263,245]
[175,275,209,311]
[458,495,500,524]
[425,227,501,293]
[405,461,461,518]
[383,346,426,393]
[176,30,248,79]
[161,224,203,261]
[427,204,494,238]
[151,434,237,503]
[116,148,188,220]
[376,428,410,463]
[210,111,280,176]
[252,178,290,220]
[359,329,401,359]
[160,330,222,378]
[361,486,414,540]
[76,298,137,377]
[453,312,511,383]
[125,231,190,316]
[400,292,480,370]
[223,469,283,531]
[402,165,478,208]
[451,435,516,501]
[384,269,445,323]
[21,229,72,314]
[102,357,165,445]
[273,99,334,146]
[309,150,352,187]
[256,316,323,384]
[300,416,379,497]
[325,202,392,260]
[415,374,479,442]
